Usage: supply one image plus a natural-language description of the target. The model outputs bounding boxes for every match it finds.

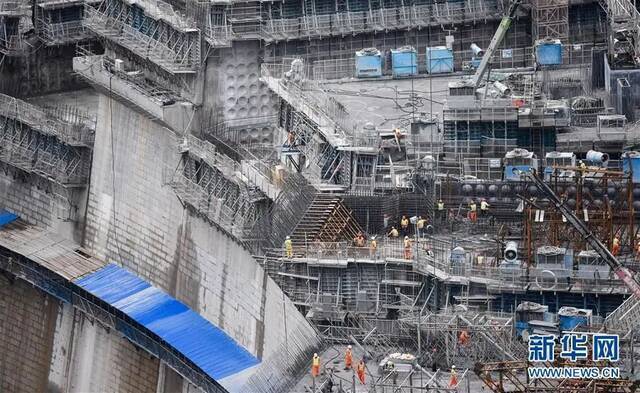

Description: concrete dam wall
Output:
[0,90,319,392]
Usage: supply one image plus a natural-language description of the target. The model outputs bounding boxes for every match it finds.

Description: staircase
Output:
[289,193,362,246]
[251,172,317,249]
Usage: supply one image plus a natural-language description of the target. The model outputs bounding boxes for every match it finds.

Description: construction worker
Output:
[284,236,293,258]
[437,199,445,224]
[480,198,490,217]
[404,236,412,260]
[312,353,321,378]
[636,235,640,260]
[353,232,365,247]
[579,160,587,170]
[612,236,621,256]
[344,345,353,370]
[449,365,458,387]
[369,236,378,259]
[468,200,477,223]
[417,216,426,238]
[388,226,399,238]
[458,329,470,346]
[400,215,409,236]
[356,359,366,384]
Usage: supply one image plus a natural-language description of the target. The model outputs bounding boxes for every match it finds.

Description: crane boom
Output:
[523,169,640,299]
[470,0,522,88]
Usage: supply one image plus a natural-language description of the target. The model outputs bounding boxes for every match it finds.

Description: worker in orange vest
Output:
[612,236,620,256]
[344,345,353,370]
[356,359,366,384]
[449,365,458,387]
[458,329,470,346]
[311,353,320,378]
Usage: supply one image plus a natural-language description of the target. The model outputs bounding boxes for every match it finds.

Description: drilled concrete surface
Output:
[204,41,278,145]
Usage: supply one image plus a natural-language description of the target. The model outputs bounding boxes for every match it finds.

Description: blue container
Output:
[536,39,563,66]
[623,151,640,183]
[391,46,417,77]
[355,48,382,78]
[426,46,454,74]
[558,307,591,331]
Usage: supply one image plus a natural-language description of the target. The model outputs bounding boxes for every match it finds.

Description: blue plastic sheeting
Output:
[0,211,18,227]
[75,263,259,380]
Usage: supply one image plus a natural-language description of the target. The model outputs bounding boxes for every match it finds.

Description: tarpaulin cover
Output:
[74,263,259,380]
[0,211,18,227]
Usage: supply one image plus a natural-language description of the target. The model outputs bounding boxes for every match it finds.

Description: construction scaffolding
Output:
[599,0,640,62]
[83,0,201,74]
[0,14,33,56]
[0,94,94,186]
[261,0,504,43]
[35,0,97,46]
[164,134,269,239]
[531,0,569,41]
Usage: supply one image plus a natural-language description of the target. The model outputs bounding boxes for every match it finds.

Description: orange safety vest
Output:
[401,218,409,228]
[449,370,458,387]
[345,349,353,368]
[357,362,366,384]
[459,330,470,346]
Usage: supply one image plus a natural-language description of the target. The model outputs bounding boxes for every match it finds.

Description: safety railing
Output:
[0,0,30,15]
[279,235,632,295]
[261,60,364,141]
[260,0,502,42]
[0,93,94,146]
[37,19,90,45]
[83,5,201,73]
[310,43,600,81]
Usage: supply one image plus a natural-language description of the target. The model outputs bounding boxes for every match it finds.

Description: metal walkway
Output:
[0,214,259,393]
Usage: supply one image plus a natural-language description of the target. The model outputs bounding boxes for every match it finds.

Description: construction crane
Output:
[470,0,523,88]
[522,168,640,299]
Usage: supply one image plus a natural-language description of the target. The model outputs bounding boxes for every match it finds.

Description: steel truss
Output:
[83,0,201,74]
[531,0,569,41]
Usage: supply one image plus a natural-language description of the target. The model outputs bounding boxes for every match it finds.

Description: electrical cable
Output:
[108,74,125,261]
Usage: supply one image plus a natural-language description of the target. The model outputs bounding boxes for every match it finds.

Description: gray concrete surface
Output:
[82,93,320,392]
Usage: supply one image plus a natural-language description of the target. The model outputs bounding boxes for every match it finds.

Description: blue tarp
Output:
[0,211,18,227]
[74,263,259,380]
